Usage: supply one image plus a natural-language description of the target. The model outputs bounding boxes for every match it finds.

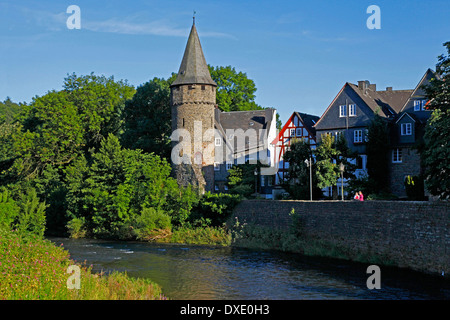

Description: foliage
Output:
[366,113,390,193]
[209,65,262,112]
[315,134,357,198]
[420,42,450,199]
[66,217,87,239]
[63,72,136,154]
[192,192,242,226]
[0,97,23,125]
[73,134,186,239]
[134,207,172,241]
[167,224,231,246]
[0,190,20,230]
[0,188,46,238]
[404,175,425,201]
[226,163,258,197]
[122,76,173,159]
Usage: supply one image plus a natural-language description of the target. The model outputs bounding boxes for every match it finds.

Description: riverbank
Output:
[0,229,166,300]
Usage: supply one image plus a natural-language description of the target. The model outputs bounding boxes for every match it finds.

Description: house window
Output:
[215,138,222,146]
[261,176,265,187]
[226,163,233,170]
[401,123,412,136]
[339,105,347,117]
[290,129,295,136]
[414,100,421,111]
[421,100,428,111]
[392,148,403,163]
[214,162,220,171]
[215,185,220,191]
[296,128,302,137]
[354,130,363,143]
[349,104,356,117]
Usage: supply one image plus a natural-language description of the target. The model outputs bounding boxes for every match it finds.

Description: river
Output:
[49,237,449,300]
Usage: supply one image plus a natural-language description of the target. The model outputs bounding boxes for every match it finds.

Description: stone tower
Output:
[170,21,217,193]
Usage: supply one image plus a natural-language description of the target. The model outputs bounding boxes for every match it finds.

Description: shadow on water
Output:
[49,237,450,300]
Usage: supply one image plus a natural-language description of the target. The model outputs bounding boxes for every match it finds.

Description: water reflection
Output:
[49,238,449,300]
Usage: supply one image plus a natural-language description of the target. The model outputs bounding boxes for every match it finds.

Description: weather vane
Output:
[193,10,196,24]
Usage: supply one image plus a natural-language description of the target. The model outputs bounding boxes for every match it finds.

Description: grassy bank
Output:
[0,228,166,300]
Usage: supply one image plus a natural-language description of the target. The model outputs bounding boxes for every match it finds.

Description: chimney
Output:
[357,80,370,93]
[369,84,376,91]
[386,87,393,92]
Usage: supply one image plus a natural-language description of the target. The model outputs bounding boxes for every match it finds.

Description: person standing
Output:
[358,191,364,201]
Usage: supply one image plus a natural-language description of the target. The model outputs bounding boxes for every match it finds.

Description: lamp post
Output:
[254,167,258,195]
[339,162,345,201]
[304,157,313,201]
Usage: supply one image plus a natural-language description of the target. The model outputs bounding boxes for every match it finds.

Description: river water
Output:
[49,237,449,300]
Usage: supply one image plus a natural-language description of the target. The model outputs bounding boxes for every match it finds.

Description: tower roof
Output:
[171,23,217,87]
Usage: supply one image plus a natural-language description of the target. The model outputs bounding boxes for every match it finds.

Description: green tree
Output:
[209,65,262,112]
[121,76,173,159]
[0,97,23,125]
[315,133,357,199]
[366,113,390,193]
[63,73,136,155]
[420,42,450,199]
[282,138,320,199]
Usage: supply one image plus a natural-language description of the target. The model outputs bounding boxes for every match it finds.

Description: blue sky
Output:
[1,0,449,123]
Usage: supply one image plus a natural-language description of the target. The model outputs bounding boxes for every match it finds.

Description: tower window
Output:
[182,118,185,127]
[201,85,205,90]
[188,85,194,90]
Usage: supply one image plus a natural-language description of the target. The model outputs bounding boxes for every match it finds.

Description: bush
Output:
[134,207,172,241]
[66,217,87,238]
[15,189,47,238]
[192,192,242,226]
[0,190,20,230]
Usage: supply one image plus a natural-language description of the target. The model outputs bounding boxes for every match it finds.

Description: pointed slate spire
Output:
[171,22,217,87]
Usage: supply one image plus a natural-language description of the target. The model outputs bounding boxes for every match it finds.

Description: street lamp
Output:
[304,157,313,201]
[339,162,345,201]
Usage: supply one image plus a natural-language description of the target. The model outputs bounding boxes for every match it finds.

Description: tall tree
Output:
[420,42,450,199]
[121,76,173,159]
[63,73,136,155]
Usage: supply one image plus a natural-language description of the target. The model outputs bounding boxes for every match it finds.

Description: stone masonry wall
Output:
[231,199,449,277]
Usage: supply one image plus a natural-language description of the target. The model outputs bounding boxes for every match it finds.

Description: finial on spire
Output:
[193,10,196,24]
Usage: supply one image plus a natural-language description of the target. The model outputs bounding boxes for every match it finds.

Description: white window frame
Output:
[414,100,421,111]
[349,104,356,117]
[339,105,347,117]
[214,162,220,171]
[290,129,296,136]
[401,123,412,136]
[215,138,222,146]
[296,128,302,137]
[354,130,363,143]
[226,163,233,170]
[392,148,402,163]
